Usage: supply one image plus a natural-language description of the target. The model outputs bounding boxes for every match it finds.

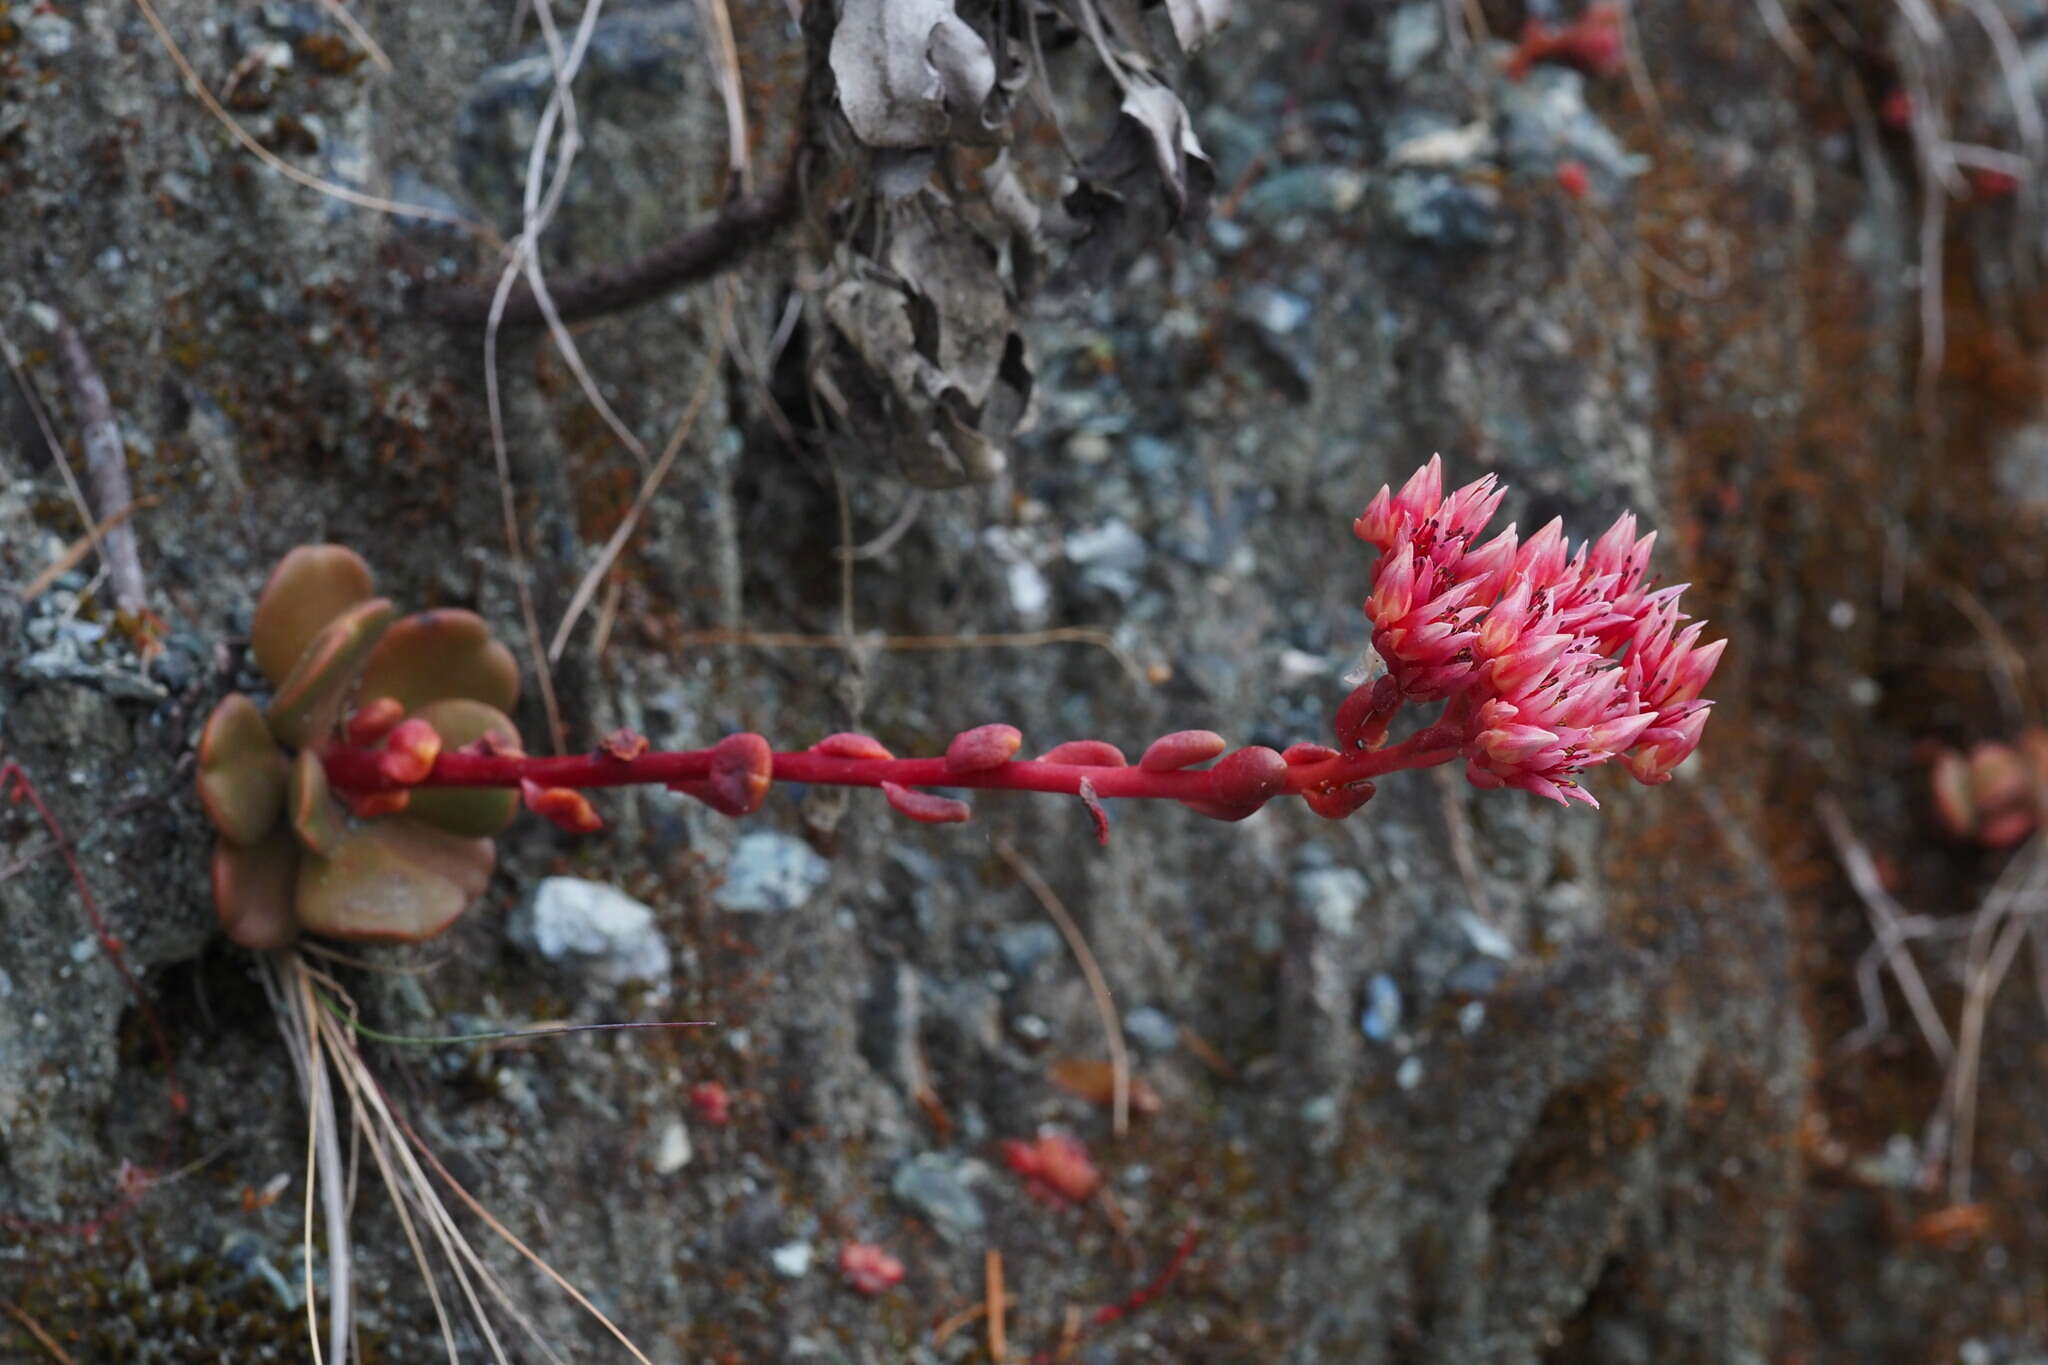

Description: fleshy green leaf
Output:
[265,598,395,750]
[290,749,348,856]
[294,818,496,943]
[196,693,288,846]
[403,698,522,837]
[251,545,376,687]
[212,829,301,949]
[355,609,520,715]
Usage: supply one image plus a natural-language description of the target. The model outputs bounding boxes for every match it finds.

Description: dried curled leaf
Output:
[1165,0,1232,52]
[250,545,375,686]
[1050,78,1215,295]
[197,693,289,847]
[817,193,1035,488]
[1048,1057,1163,1116]
[830,0,998,148]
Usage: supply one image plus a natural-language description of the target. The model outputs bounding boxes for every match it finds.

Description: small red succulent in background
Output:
[1506,4,1624,82]
[1929,734,2048,848]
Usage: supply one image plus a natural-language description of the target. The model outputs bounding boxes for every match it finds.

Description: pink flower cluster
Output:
[1351,456,1723,807]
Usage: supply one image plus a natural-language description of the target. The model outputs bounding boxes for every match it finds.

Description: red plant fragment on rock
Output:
[1002,1131,1103,1206]
[689,1080,731,1127]
[839,1241,906,1295]
[1506,3,1624,81]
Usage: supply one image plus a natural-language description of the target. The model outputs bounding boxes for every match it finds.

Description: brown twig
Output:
[995,838,1132,1136]
[2,1299,79,1365]
[17,497,159,603]
[415,173,799,330]
[52,314,148,615]
[985,1249,1007,1363]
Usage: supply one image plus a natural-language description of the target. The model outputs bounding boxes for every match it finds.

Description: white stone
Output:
[514,877,671,987]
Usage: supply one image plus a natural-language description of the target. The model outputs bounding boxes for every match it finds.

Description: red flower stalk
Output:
[316,458,1717,832]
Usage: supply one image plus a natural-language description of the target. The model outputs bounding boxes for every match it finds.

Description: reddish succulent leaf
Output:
[882,781,971,824]
[290,749,348,857]
[1078,776,1110,845]
[251,544,375,686]
[1037,740,1128,767]
[1282,742,1339,766]
[355,608,520,715]
[599,728,649,761]
[343,789,411,819]
[522,779,604,833]
[1048,1057,1162,1116]
[196,693,288,847]
[344,696,406,746]
[266,597,396,750]
[1209,746,1287,808]
[405,700,522,836]
[294,818,496,942]
[378,717,442,786]
[945,723,1022,773]
[211,829,301,949]
[1138,730,1226,772]
[1302,780,1376,820]
[812,732,894,760]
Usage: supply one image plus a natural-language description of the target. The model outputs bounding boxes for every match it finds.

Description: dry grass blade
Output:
[1818,798,1957,1063]
[0,319,101,582]
[548,317,727,661]
[52,314,148,614]
[985,1249,1008,1363]
[17,498,159,603]
[697,0,752,189]
[314,0,393,74]
[2,1299,80,1365]
[996,838,1132,1136]
[129,0,489,239]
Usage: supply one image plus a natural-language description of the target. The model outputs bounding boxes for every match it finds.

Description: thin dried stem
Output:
[52,313,148,614]
[985,1249,1008,1362]
[130,0,488,238]
[0,319,101,587]
[548,312,728,661]
[18,497,158,603]
[1818,798,1956,1063]
[1,1299,80,1365]
[996,838,1131,1136]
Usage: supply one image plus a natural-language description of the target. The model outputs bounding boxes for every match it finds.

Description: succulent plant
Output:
[197,546,522,947]
[203,462,1723,945]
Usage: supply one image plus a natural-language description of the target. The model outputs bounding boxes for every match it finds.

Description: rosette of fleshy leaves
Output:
[195,546,522,948]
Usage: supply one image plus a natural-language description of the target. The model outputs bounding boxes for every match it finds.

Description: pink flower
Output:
[1357,459,1724,803]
